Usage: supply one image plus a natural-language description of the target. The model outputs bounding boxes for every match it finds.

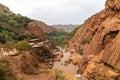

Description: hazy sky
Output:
[0,0,106,25]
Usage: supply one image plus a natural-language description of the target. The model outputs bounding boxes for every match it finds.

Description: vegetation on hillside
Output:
[0,59,17,80]
[0,13,32,44]
[16,40,32,51]
[46,32,69,48]
[20,54,39,75]
[0,3,80,80]
[69,26,80,38]
[46,26,80,48]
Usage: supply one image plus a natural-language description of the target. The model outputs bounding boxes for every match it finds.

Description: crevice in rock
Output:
[75,46,84,55]
[92,28,98,36]
[102,30,119,49]
[101,61,120,74]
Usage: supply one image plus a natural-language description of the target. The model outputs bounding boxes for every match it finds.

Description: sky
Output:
[0,0,106,25]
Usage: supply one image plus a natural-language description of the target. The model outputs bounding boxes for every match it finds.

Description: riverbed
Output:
[53,47,79,75]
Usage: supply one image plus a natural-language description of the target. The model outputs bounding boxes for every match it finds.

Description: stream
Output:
[52,47,79,75]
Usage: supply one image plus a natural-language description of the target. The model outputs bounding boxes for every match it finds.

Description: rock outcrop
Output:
[26,21,57,38]
[105,0,120,11]
[69,0,120,79]
[0,3,13,14]
[26,21,56,38]
[26,21,44,37]
[28,21,56,33]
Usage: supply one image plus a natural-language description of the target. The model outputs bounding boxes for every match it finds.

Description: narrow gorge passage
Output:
[53,47,79,75]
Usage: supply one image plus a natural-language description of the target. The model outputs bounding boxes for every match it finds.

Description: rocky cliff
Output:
[69,0,120,79]
[31,21,56,33]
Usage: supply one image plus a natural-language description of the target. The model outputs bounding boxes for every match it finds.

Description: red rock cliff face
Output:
[69,0,120,74]
[105,0,120,11]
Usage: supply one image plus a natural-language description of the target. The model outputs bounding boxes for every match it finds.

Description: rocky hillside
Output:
[53,24,79,33]
[69,0,120,79]
[0,3,80,80]
[31,21,56,33]
[26,21,57,39]
[0,3,57,43]
[0,3,13,14]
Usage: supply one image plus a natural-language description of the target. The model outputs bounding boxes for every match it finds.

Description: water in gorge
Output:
[52,47,79,75]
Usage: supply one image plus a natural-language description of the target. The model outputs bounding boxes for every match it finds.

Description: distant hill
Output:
[53,24,79,33]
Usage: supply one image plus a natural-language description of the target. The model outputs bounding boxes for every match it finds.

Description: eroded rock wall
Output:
[69,0,120,75]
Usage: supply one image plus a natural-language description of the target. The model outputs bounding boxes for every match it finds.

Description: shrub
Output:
[0,59,17,80]
[12,15,32,26]
[3,41,15,49]
[16,40,32,51]
[8,19,19,27]
[55,71,65,80]
[0,14,9,22]
[0,34,6,44]
[20,54,39,74]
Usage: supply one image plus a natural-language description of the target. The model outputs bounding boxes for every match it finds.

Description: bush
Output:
[0,14,9,22]
[3,41,15,49]
[20,54,39,74]
[16,40,32,51]
[0,34,6,44]
[12,15,32,26]
[8,19,19,27]
[55,71,65,80]
[0,59,17,80]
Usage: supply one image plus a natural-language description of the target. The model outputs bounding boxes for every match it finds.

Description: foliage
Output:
[46,27,80,47]
[16,40,32,51]
[46,32,69,48]
[0,34,6,44]
[55,71,65,80]
[0,59,17,80]
[0,14,10,22]
[69,25,80,38]
[109,66,120,74]
[2,41,15,49]
[0,13,32,43]
[46,25,81,48]
[8,19,19,27]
